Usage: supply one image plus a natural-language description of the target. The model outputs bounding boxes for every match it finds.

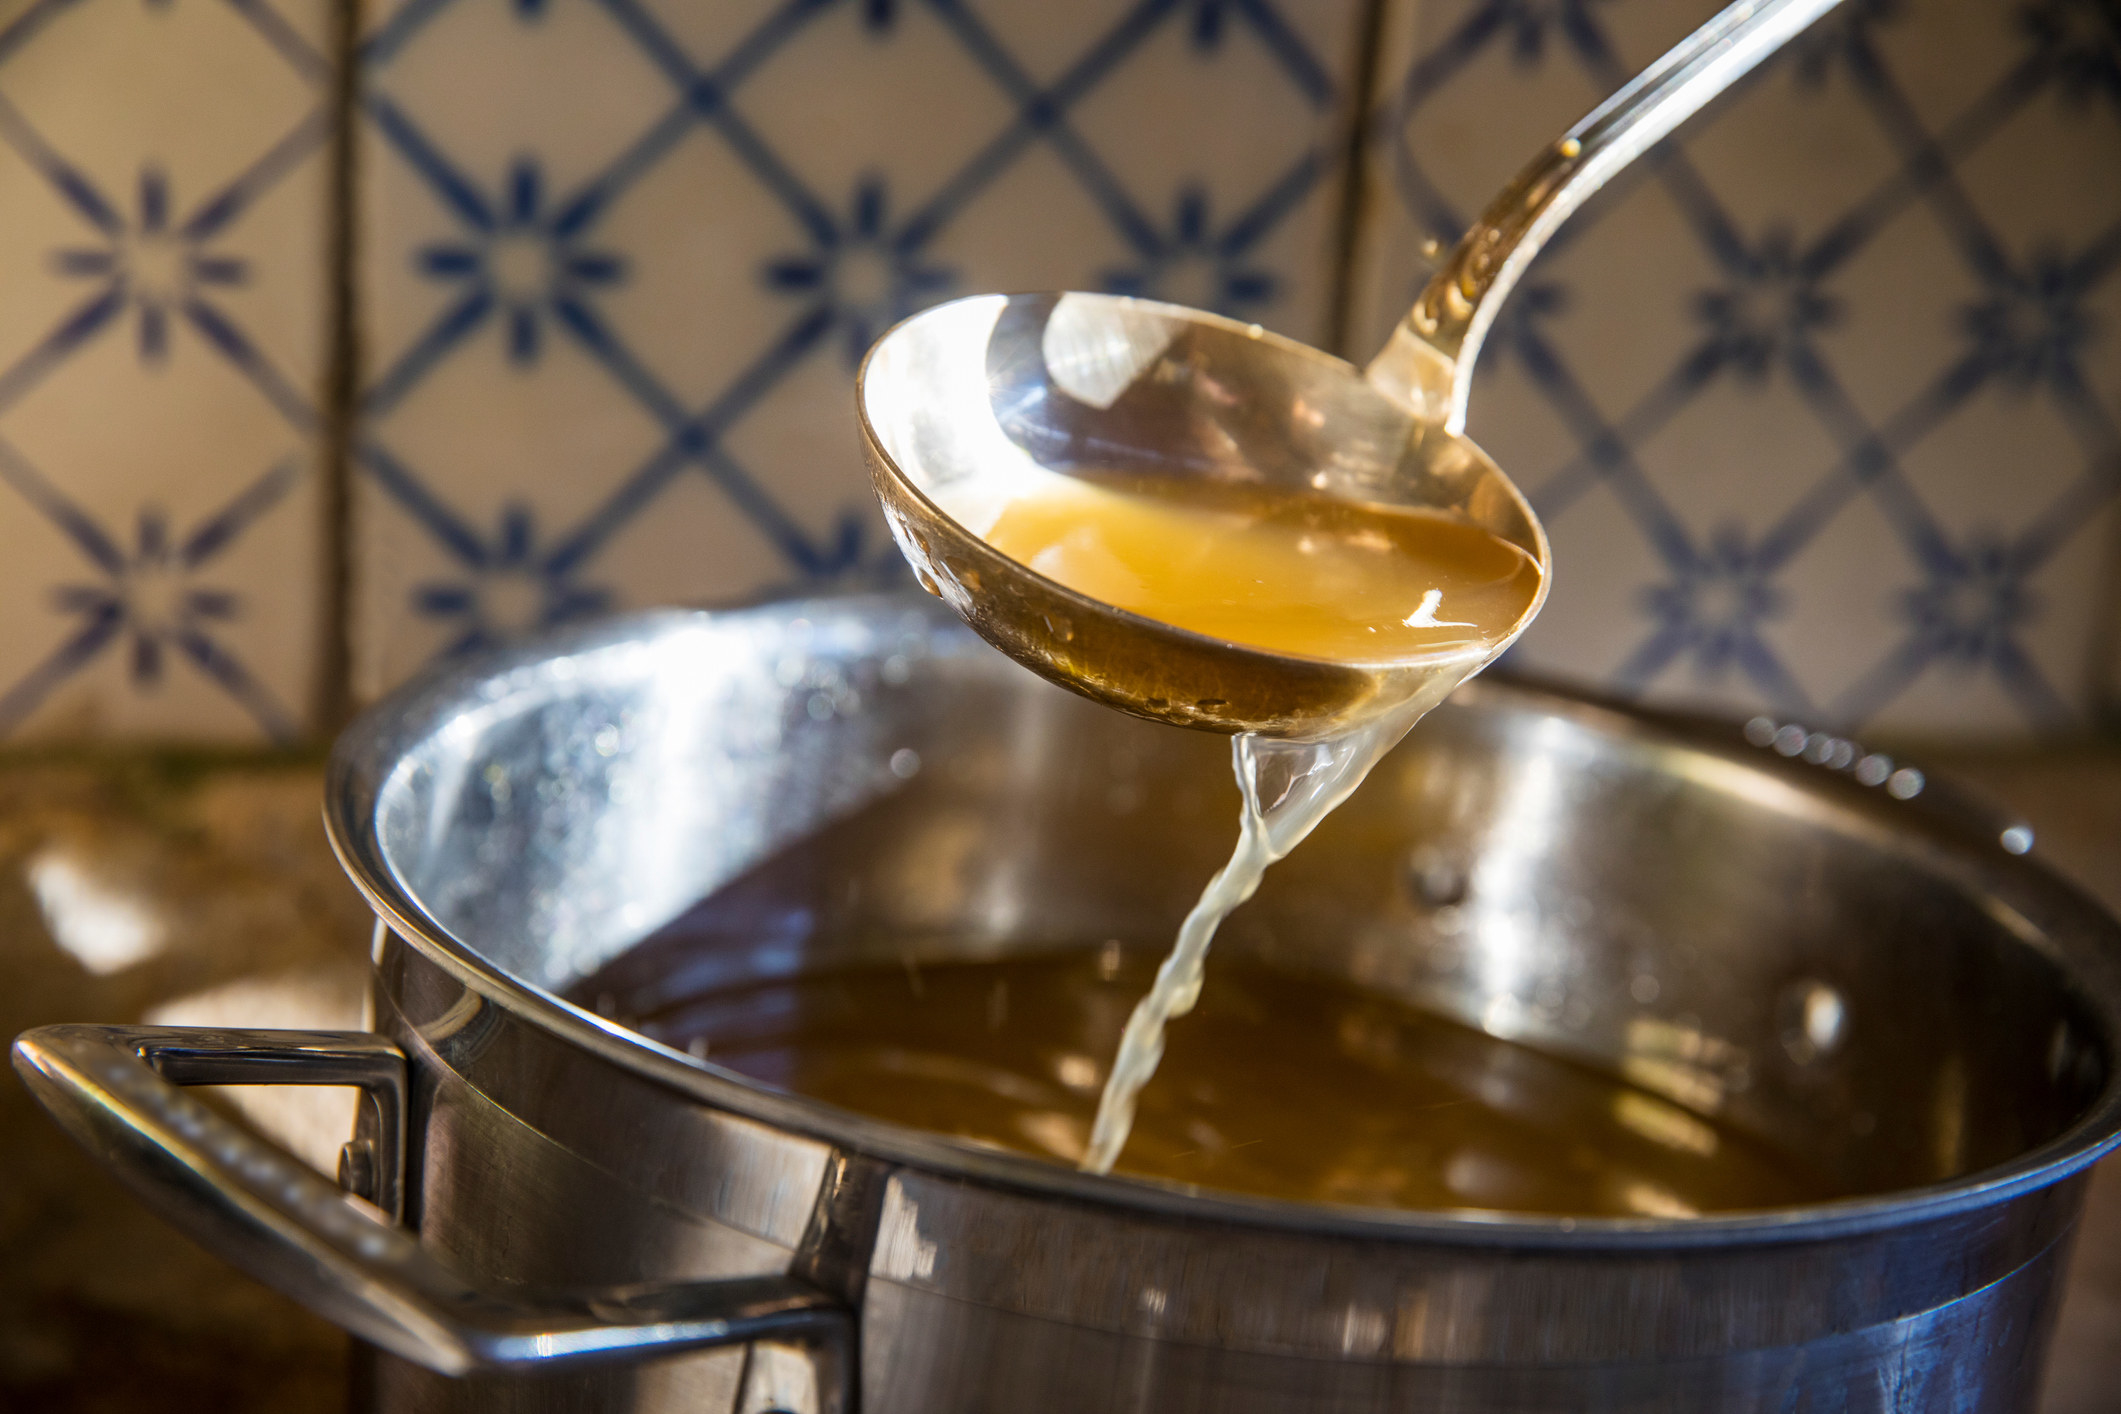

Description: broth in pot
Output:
[578,922,1832,1218]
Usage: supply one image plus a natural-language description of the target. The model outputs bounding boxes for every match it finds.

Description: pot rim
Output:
[324,598,2121,1252]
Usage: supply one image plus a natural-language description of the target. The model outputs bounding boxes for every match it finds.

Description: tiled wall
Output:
[1352,0,2121,736]
[0,0,2116,744]
[0,0,336,741]
[349,0,1370,692]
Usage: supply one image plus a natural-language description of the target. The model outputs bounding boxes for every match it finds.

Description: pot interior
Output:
[366,597,2115,1208]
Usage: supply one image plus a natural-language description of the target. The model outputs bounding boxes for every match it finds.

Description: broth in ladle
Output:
[981,474,1543,665]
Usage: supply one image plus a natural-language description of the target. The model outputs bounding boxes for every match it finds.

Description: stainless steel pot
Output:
[16,594,2121,1413]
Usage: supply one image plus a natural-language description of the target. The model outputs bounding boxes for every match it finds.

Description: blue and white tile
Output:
[0,0,332,741]
[1352,0,2121,738]
[351,0,1372,697]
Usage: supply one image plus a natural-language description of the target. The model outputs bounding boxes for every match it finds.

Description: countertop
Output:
[0,748,2116,1411]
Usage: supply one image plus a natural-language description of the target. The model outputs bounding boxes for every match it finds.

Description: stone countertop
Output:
[0,750,2115,1411]
[0,755,368,1413]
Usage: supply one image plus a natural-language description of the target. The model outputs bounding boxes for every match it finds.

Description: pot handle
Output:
[10,1024,857,1405]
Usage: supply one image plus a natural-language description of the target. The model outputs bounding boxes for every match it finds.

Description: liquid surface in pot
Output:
[595,947,1828,1216]
[980,474,1542,664]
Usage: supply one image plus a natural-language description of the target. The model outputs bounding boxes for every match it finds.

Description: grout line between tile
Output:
[1323,0,1392,362]
[2088,479,2121,735]
[317,0,362,736]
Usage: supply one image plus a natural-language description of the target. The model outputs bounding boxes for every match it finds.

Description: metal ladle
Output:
[858,0,1844,739]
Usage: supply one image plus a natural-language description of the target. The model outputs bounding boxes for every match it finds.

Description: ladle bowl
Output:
[859,0,1846,737]
[860,292,1546,737]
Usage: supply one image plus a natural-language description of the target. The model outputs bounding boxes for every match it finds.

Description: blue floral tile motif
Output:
[1354,0,2121,735]
[1882,533,2054,707]
[1690,230,1843,381]
[1627,528,1796,698]
[1962,248,2103,391]
[11,463,305,738]
[0,0,331,741]
[412,159,629,368]
[48,167,253,366]
[353,0,1368,692]
[1101,185,1281,318]
[408,501,615,656]
[2024,0,2121,109]
[761,175,956,371]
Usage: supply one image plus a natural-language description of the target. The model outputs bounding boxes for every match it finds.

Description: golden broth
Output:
[982,475,1541,664]
[602,948,1825,1216]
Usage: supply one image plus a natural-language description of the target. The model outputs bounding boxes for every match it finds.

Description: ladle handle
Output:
[1366,0,1848,434]
[11,1024,859,1405]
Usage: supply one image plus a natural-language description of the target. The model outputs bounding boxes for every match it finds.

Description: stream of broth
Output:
[594,948,1828,1215]
[982,474,1543,1172]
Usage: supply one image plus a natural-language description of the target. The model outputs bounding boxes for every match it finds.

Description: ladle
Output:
[858,0,1844,739]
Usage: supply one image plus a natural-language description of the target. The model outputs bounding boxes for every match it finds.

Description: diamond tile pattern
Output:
[1350,0,2121,735]
[0,0,2115,740]
[0,0,332,741]
[350,0,1368,693]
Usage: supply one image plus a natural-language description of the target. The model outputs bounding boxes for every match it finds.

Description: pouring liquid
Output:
[982,474,1542,1173]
